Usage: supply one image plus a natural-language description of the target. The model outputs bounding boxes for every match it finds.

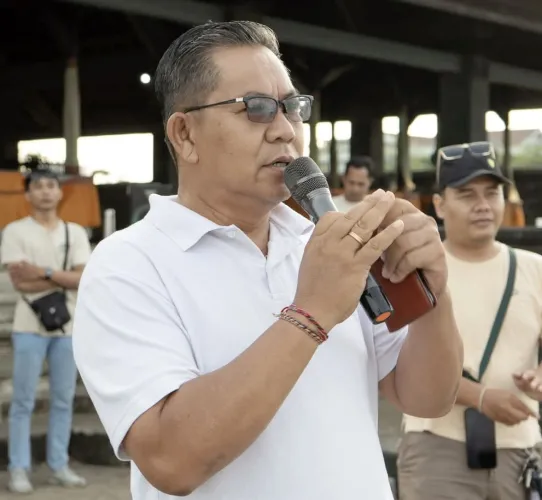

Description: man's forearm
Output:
[14,280,57,293]
[394,290,463,418]
[51,270,82,290]
[128,316,319,495]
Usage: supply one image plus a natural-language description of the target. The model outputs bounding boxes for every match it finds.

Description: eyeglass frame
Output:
[162,94,314,163]
[183,94,314,123]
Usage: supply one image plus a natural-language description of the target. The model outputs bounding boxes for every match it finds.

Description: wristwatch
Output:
[44,267,53,280]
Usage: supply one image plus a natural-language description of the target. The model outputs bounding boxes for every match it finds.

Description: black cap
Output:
[436,143,511,191]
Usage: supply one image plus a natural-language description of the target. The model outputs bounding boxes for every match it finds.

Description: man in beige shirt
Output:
[0,169,91,494]
[398,142,542,499]
[332,156,374,212]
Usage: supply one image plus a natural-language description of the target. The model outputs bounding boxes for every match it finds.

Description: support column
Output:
[350,115,384,175]
[396,107,414,192]
[63,57,81,175]
[329,125,338,188]
[502,110,512,180]
[438,56,489,148]
[501,110,521,204]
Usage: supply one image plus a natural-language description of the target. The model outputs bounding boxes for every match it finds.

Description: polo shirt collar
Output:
[144,195,313,252]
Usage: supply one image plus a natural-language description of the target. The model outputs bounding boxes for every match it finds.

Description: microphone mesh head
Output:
[284,157,330,204]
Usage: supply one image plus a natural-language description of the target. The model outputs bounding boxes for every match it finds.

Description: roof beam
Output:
[393,0,542,36]
[58,0,222,26]
[490,63,542,93]
[58,0,461,72]
[0,51,152,91]
[49,0,542,93]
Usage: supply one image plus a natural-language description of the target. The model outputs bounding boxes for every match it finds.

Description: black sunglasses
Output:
[183,94,314,124]
[437,141,496,165]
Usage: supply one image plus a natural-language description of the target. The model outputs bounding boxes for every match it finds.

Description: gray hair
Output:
[154,20,281,130]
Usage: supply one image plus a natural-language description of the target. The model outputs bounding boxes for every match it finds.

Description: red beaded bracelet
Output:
[281,304,328,341]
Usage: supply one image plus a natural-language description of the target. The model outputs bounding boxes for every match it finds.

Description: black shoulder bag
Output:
[463,246,517,469]
[23,221,71,333]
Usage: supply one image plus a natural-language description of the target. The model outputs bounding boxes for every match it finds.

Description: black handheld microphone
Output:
[284,156,393,325]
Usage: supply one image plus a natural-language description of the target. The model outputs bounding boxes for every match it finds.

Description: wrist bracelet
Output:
[478,386,488,413]
[277,313,327,345]
[281,304,328,339]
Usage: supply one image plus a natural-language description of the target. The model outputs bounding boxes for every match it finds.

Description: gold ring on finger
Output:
[348,231,365,247]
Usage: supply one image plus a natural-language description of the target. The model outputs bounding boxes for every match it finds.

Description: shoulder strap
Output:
[21,221,71,305]
[62,221,70,271]
[463,246,517,383]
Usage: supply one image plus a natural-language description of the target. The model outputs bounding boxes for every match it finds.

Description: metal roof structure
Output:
[2,0,542,142]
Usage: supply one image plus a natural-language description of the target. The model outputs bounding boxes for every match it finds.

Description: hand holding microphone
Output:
[376,198,448,301]
[285,156,441,332]
[292,189,404,332]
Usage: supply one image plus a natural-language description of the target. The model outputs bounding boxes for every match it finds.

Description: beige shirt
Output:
[332,194,360,213]
[0,216,92,336]
[403,243,542,449]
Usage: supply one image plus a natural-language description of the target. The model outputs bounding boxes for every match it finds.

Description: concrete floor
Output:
[0,463,130,500]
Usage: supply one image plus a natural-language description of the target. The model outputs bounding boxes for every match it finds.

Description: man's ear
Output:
[166,112,199,165]
[433,193,445,220]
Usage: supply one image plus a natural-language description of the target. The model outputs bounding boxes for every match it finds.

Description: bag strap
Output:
[22,221,70,306]
[62,221,70,271]
[463,246,517,383]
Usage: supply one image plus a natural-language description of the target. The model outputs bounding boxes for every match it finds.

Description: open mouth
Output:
[267,162,289,168]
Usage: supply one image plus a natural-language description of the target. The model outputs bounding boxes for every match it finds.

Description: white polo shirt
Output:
[73,194,407,500]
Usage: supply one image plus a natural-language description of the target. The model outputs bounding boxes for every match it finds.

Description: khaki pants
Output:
[397,432,530,500]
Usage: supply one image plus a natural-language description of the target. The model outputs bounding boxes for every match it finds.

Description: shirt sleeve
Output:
[69,224,92,267]
[72,238,200,460]
[0,224,27,265]
[372,322,408,381]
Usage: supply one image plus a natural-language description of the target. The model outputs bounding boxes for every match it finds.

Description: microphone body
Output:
[297,188,336,221]
[285,158,393,325]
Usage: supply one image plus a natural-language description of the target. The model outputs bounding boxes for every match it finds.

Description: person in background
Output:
[0,169,90,494]
[332,156,374,212]
[398,142,542,499]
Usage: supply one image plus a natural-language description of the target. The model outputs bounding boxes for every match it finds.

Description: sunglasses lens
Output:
[246,97,278,123]
[441,145,466,159]
[284,96,312,122]
[469,142,493,157]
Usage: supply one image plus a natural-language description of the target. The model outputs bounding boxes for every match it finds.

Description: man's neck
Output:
[178,189,273,254]
[31,210,59,230]
[443,238,501,262]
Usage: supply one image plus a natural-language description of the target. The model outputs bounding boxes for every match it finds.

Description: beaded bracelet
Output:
[281,304,328,340]
[277,312,327,345]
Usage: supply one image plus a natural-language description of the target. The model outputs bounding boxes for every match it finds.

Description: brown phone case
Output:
[370,258,437,332]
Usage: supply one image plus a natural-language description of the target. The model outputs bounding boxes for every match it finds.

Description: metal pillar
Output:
[350,115,384,175]
[438,56,490,148]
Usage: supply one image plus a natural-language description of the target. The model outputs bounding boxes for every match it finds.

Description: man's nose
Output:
[474,197,492,211]
[266,111,296,143]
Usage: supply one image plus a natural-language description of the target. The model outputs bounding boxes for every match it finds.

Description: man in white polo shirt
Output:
[72,21,462,500]
[0,169,90,493]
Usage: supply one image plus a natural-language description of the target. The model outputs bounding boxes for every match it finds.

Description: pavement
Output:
[0,463,130,500]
